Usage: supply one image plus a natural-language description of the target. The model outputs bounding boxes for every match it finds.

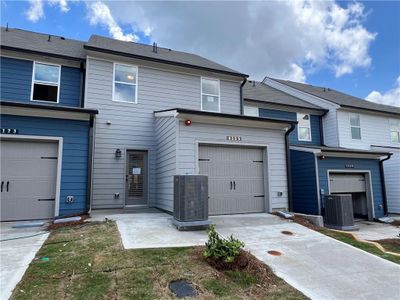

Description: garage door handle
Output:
[6,181,9,192]
[230,181,233,190]
[1,181,3,192]
[233,181,236,190]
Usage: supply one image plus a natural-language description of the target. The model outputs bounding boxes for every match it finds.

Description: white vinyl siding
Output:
[85,58,241,209]
[297,113,312,141]
[337,110,400,149]
[201,77,220,112]
[350,113,361,140]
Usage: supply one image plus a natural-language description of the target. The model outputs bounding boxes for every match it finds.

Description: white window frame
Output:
[389,119,400,143]
[112,62,138,104]
[201,77,220,112]
[350,113,362,140]
[30,61,61,103]
[243,105,259,117]
[297,113,312,141]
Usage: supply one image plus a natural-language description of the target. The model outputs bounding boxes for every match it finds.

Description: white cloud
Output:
[87,1,138,42]
[366,76,400,107]
[105,0,376,81]
[49,0,70,13]
[26,0,44,22]
[26,0,70,22]
[24,1,376,82]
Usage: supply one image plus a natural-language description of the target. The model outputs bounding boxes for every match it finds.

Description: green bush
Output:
[203,224,245,263]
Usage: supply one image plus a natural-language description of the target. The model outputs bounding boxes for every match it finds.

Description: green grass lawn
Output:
[317,228,400,265]
[11,221,307,300]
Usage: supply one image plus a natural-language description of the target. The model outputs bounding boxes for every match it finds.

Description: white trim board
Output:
[0,134,63,217]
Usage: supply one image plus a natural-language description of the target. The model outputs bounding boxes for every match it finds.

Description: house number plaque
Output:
[1,128,18,134]
[227,136,242,141]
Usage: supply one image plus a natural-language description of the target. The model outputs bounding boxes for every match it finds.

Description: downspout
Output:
[79,62,85,108]
[379,153,392,216]
[240,77,247,115]
[86,114,95,214]
[319,110,328,146]
[285,123,297,212]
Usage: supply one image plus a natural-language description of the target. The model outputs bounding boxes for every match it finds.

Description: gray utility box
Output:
[324,194,358,231]
[172,175,211,231]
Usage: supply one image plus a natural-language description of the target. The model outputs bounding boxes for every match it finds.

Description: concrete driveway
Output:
[0,223,49,300]
[92,210,400,300]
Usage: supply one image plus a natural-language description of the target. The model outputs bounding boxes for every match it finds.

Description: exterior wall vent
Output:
[324,194,358,231]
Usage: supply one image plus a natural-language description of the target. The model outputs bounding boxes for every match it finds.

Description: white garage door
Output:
[199,145,265,215]
[329,173,366,193]
[1,140,58,221]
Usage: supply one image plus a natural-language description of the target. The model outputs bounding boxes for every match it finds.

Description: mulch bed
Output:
[194,246,278,287]
[47,214,89,230]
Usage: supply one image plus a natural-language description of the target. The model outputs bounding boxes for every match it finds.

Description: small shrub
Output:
[203,224,244,263]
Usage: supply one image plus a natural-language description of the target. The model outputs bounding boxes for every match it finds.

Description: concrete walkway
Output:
[0,223,49,300]
[92,210,400,300]
[353,220,399,241]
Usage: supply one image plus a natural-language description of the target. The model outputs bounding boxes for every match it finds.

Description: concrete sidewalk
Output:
[215,214,400,300]
[0,223,49,300]
[93,210,400,300]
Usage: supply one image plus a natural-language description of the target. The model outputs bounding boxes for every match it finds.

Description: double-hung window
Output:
[390,119,400,143]
[350,113,361,140]
[113,63,138,103]
[201,78,220,112]
[297,113,311,141]
[31,62,60,103]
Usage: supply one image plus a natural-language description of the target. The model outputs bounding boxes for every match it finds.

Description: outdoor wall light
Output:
[115,148,122,158]
[184,119,192,126]
[320,155,326,160]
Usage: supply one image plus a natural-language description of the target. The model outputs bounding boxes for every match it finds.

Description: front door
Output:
[125,150,148,206]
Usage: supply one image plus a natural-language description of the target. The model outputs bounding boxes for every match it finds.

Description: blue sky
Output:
[1,1,399,106]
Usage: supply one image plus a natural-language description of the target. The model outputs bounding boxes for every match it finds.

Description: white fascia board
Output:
[290,146,321,154]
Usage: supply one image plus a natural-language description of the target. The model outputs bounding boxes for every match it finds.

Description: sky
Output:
[1,0,399,107]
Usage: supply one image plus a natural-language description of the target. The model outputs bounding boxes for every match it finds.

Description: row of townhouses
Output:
[1,27,399,222]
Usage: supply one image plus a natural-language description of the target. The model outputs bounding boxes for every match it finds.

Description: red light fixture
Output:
[184,119,192,126]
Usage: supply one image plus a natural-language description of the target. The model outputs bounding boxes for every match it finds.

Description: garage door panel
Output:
[1,140,58,221]
[330,174,366,193]
[199,145,265,215]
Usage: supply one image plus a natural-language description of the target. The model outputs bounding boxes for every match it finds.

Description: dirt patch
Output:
[267,250,282,256]
[292,215,320,231]
[374,238,400,254]
[47,214,89,230]
[194,246,278,287]
[390,220,400,227]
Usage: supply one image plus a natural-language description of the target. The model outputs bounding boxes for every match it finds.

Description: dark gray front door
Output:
[125,150,148,206]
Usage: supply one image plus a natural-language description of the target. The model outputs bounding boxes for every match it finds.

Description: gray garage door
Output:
[199,145,265,215]
[329,173,366,193]
[1,140,58,221]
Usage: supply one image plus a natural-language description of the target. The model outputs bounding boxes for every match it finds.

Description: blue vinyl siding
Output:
[259,108,321,145]
[0,57,81,107]
[290,150,319,215]
[0,114,90,216]
[318,157,384,218]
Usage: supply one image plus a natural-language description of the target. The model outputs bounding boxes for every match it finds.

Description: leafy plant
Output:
[203,224,244,263]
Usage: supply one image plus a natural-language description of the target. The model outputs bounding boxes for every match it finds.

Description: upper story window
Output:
[31,62,60,103]
[201,77,220,112]
[113,63,138,103]
[297,113,311,141]
[244,106,259,117]
[350,113,361,140]
[390,119,400,143]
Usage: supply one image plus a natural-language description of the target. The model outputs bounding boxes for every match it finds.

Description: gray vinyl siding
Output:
[177,121,289,211]
[86,58,241,209]
[155,116,177,211]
